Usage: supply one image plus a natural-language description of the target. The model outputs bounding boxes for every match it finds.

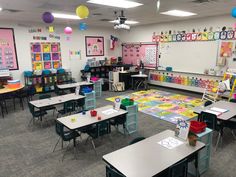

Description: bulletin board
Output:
[122,42,158,68]
[85,36,104,56]
[30,42,62,70]
[0,28,18,70]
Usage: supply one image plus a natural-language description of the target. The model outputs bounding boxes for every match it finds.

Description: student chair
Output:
[198,111,223,150]
[39,94,57,116]
[110,114,128,135]
[82,121,111,154]
[28,102,47,126]
[106,165,125,177]
[168,158,188,177]
[57,101,76,118]
[53,121,81,161]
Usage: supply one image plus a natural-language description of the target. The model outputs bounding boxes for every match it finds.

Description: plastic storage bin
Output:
[83,91,96,110]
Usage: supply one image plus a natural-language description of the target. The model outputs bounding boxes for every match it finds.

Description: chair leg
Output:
[53,137,61,152]
[215,131,222,151]
[91,139,97,155]
[231,130,236,140]
[62,141,71,162]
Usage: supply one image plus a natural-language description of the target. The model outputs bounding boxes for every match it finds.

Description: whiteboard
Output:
[159,41,218,74]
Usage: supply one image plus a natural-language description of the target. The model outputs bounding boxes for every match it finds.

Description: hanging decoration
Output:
[76,5,89,19]
[42,12,54,24]
[64,27,73,34]
[110,35,118,50]
[231,7,236,18]
[48,26,54,33]
[79,22,88,31]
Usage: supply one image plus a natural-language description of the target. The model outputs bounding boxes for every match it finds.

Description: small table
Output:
[57,81,93,90]
[193,100,236,121]
[57,105,127,130]
[131,74,148,90]
[0,85,25,118]
[30,93,85,109]
[103,130,205,177]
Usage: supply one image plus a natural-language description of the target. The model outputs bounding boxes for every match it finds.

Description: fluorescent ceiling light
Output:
[52,13,81,20]
[110,20,139,25]
[160,10,197,17]
[0,7,2,11]
[87,0,143,8]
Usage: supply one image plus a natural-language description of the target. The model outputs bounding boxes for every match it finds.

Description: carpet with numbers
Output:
[106,89,204,124]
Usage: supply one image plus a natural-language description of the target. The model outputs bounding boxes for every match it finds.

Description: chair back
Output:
[199,111,218,130]
[97,121,110,137]
[63,101,76,113]
[129,137,146,145]
[28,102,35,115]
[204,100,213,107]
[55,121,74,141]
[168,158,188,177]
[55,121,63,137]
[39,94,51,99]
[106,166,124,177]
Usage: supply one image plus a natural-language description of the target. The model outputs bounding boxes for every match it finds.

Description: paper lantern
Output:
[231,7,236,18]
[42,12,54,24]
[79,22,88,30]
[76,5,89,19]
[64,27,73,34]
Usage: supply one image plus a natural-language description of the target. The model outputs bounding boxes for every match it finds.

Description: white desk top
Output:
[131,74,148,78]
[57,81,93,89]
[57,105,128,130]
[103,130,205,177]
[193,100,236,120]
[30,93,85,108]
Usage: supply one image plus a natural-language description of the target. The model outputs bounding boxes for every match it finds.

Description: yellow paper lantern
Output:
[76,5,89,19]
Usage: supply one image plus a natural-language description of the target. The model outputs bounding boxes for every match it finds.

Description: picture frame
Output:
[85,36,104,56]
[0,28,19,70]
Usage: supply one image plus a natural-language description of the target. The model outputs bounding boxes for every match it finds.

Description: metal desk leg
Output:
[194,152,200,177]
[132,77,134,90]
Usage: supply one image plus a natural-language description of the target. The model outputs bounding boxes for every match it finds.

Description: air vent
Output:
[192,0,217,3]
[3,9,22,13]
[100,19,112,22]
[93,13,102,16]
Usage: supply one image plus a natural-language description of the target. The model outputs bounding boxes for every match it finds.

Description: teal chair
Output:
[106,166,125,177]
[57,101,76,118]
[28,102,47,126]
[39,94,57,116]
[53,121,81,161]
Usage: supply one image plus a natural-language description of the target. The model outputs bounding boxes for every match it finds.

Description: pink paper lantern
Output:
[64,27,73,34]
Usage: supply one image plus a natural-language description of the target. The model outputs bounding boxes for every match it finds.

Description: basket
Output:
[190,121,207,134]
[42,69,51,75]
[121,98,134,106]
[24,71,33,77]
[90,110,97,117]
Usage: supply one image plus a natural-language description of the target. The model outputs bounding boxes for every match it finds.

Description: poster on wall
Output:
[0,28,19,70]
[220,42,233,57]
[30,42,62,70]
[85,36,104,56]
[122,43,158,68]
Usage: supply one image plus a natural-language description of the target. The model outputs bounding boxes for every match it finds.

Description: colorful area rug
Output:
[106,89,204,124]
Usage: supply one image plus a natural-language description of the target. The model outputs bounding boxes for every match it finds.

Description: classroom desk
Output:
[131,74,148,90]
[193,100,236,120]
[57,105,127,130]
[30,93,85,108]
[0,84,24,94]
[103,130,205,177]
[57,81,93,90]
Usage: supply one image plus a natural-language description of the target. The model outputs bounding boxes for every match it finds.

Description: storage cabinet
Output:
[188,128,213,176]
[120,104,138,134]
[92,80,102,97]
[24,71,72,93]
[83,91,96,110]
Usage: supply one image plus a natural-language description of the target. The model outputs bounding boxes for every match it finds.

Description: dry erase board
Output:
[122,43,158,68]
[159,41,219,74]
